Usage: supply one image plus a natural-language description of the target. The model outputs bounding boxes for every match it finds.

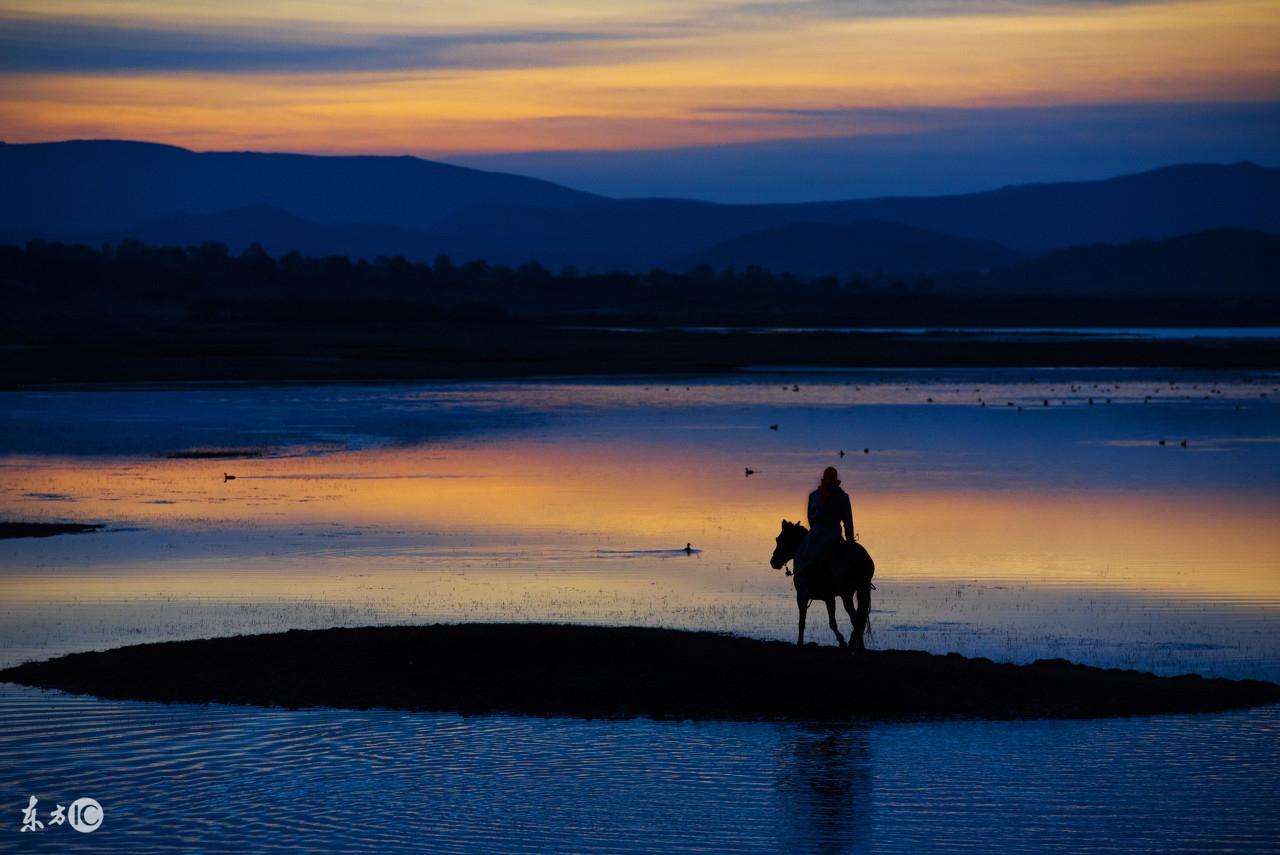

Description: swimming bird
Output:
[1158,440,1166,446]
[744,467,756,477]
[839,449,845,458]
[1180,440,1188,448]
[863,448,869,454]
[769,424,778,431]
[223,473,236,482]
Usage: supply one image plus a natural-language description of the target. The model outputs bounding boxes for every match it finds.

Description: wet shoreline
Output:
[5,324,1280,388]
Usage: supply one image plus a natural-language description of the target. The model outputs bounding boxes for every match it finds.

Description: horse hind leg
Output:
[839,591,860,650]
[797,592,809,646]
[825,597,847,648]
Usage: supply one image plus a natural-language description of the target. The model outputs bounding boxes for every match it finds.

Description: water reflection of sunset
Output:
[2,438,1277,600]
[2,374,1277,677]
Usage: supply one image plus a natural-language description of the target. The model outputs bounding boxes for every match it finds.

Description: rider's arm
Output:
[807,491,819,528]
[841,495,854,541]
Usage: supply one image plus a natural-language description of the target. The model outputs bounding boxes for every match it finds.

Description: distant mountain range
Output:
[2,139,1278,290]
[0,139,594,233]
[677,220,1021,277]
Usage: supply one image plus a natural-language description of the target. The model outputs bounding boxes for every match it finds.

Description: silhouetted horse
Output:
[770,520,874,650]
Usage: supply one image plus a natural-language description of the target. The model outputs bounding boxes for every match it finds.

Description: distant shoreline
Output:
[5,324,1279,389]
[3,624,1277,721]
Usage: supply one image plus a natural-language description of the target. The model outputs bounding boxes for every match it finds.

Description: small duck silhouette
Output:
[223,473,236,482]
[744,467,756,477]
[1158,439,1166,446]
[838,449,845,458]
[1180,440,1188,448]
[769,424,778,431]
[863,448,869,454]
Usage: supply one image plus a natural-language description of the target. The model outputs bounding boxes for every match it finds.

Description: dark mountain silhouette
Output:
[430,162,1280,265]
[966,228,1280,297]
[2,140,1277,273]
[0,139,598,235]
[676,220,1021,276]
[782,161,1280,253]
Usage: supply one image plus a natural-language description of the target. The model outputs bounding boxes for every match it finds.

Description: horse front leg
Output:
[796,591,809,645]
[825,597,847,649]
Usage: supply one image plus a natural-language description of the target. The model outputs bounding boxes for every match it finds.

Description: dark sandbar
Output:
[0,522,103,539]
[3,624,1277,721]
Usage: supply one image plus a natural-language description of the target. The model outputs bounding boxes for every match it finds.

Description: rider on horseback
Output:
[794,466,854,577]
[772,466,873,651]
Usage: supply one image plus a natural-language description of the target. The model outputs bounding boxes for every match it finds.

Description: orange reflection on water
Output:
[2,439,1277,602]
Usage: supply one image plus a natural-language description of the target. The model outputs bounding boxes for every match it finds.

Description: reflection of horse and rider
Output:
[771,466,875,651]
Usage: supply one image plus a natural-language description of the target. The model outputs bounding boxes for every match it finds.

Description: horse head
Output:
[770,519,806,570]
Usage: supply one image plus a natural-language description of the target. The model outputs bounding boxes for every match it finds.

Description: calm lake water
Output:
[2,368,1278,852]
[569,326,1280,341]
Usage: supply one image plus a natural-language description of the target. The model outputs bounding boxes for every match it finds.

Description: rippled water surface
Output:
[2,685,1277,854]
[2,368,1278,851]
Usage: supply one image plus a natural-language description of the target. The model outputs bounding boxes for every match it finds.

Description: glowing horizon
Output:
[2,0,1278,161]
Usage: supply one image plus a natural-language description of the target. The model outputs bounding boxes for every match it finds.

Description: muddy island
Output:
[0,522,103,539]
[2,624,1276,721]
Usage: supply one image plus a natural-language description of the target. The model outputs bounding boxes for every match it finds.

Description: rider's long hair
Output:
[818,466,840,500]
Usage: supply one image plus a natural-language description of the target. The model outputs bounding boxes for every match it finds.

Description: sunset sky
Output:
[2,0,1278,199]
